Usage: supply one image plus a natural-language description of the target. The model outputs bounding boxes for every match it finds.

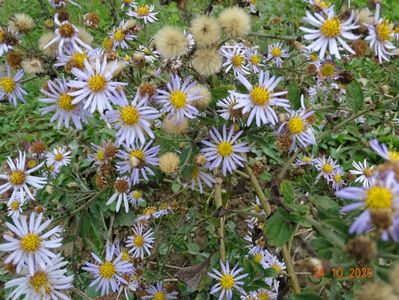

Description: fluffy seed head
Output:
[191,47,222,76]
[190,15,220,47]
[355,282,396,300]
[191,84,211,109]
[39,32,58,57]
[78,27,93,45]
[159,152,180,174]
[22,58,44,74]
[8,13,35,33]
[154,26,188,59]
[218,7,251,37]
[163,115,189,135]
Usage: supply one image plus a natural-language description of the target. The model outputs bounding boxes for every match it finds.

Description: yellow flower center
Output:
[130,149,145,161]
[29,271,49,293]
[144,206,157,215]
[27,159,37,169]
[254,253,263,263]
[71,53,87,69]
[103,37,114,51]
[302,156,312,163]
[376,21,392,41]
[114,29,126,42]
[99,262,116,279]
[59,23,75,38]
[231,54,244,67]
[96,150,105,161]
[288,117,305,134]
[10,170,26,185]
[54,153,64,161]
[88,74,106,92]
[271,47,282,57]
[10,200,20,211]
[322,163,333,174]
[334,173,342,183]
[366,186,393,210]
[1,77,16,93]
[271,264,282,273]
[137,5,150,16]
[250,86,270,106]
[250,54,261,65]
[121,249,130,261]
[217,142,233,157]
[120,106,140,125]
[315,0,331,9]
[320,18,341,38]
[20,233,41,252]
[258,292,268,300]
[310,53,319,61]
[170,90,187,109]
[363,168,373,178]
[154,292,167,300]
[388,151,399,162]
[133,190,141,199]
[320,63,335,77]
[134,235,144,247]
[58,93,75,111]
[219,274,235,289]
[0,30,4,42]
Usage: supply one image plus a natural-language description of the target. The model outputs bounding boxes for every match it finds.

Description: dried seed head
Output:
[345,236,376,263]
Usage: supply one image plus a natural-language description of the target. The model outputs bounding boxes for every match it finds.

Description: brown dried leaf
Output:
[175,255,212,291]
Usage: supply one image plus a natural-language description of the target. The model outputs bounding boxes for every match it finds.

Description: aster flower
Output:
[337,171,399,234]
[155,74,200,124]
[5,254,74,300]
[245,46,265,73]
[44,14,91,55]
[190,166,216,193]
[294,154,314,167]
[231,71,290,127]
[46,146,72,169]
[88,141,118,166]
[0,67,27,106]
[40,77,91,129]
[0,151,46,203]
[331,167,346,191]
[266,42,289,68]
[109,20,136,49]
[83,242,134,296]
[208,260,248,300]
[116,140,160,185]
[142,282,178,299]
[261,254,286,274]
[67,57,126,114]
[0,28,15,56]
[54,48,95,71]
[201,125,250,176]
[350,159,375,187]
[128,190,144,206]
[370,139,399,163]
[220,44,250,76]
[127,4,159,24]
[107,177,131,213]
[300,8,359,59]
[304,0,332,11]
[315,58,340,81]
[120,0,136,9]
[314,155,339,181]
[6,196,23,218]
[138,45,159,63]
[104,91,160,145]
[216,95,240,121]
[48,0,79,8]
[365,6,396,63]
[125,224,154,259]
[0,213,62,275]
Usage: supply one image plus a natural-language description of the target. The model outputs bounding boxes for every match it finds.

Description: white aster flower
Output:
[39,77,91,129]
[370,139,399,163]
[54,48,97,70]
[46,146,72,169]
[304,0,333,11]
[68,57,126,114]
[109,20,136,49]
[138,45,159,63]
[261,254,286,275]
[107,177,131,213]
[331,167,346,191]
[116,140,160,185]
[315,58,340,81]
[221,44,250,76]
[201,125,250,176]
[0,213,62,275]
[0,151,46,203]
[208,260,248,300]
[142,282,178,299]
[0,67,27,106]
[127,4,159,24]
[314,155,339,181]
[48,0,79,8]
[350,159,375,187]
[104,91,160,145]
[121,0,136,9]
[294,154,314,167]
[155,74,200,124]
[231,71,290,127]
[5,254,74,300]
[125,224,154,259]
[245,46,265,73]
[216,95,240,121]
[83,242,134,296]
[0,28,15,56]
[266,42,289,68]
[300,8,359,59]
[190,166,216,194]
[128,190,144,206]
[6,197,23,218]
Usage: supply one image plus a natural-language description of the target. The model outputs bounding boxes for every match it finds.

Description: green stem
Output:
[305,215,345,250]
[244,164,271,216]
[214,178,226,261]
[282,244,301,294]
[248,32,298,41]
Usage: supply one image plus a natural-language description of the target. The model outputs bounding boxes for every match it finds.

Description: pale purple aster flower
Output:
[190,166,216,193]
[331,167,346,191]
[142,282,178,299]
[266,42,289,68]
[350,159,375,187]
[107,177,131,213]
[125,224,154,259]
[127,4,159,24]
[109,20,136,49]
[244,46,265,74]
[216,95,239,121]
[0,67,27,106]
[370,139,399,163]
[220,44,250,76]
[314,155,339,181]
[46,146,72,169]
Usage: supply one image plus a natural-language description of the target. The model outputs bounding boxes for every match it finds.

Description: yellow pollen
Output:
[271,264,282,273]
[20,233,41,252]
[320,18,341,38]
[71,53,87,69]
[54,152,64,161]
[315,0,331,9]
[271,47,282,57]
[302,156,312,163]
[27,160,37,169]
[366,186,393,210]
[134,235,144,247]
[376,21,392,41]
[114,29,126,42]
[250,54,261,65]
[10,200,20,211]
[133,190,141,199]
[322,163,333,174]
[29,271,49,293]
[170,90,187,109]
[310,53,319,61]
[334,173,342,183]
[154,292,167,300]
[254,205,262,213]
[103,37,114,51]
[58,93,75,111]
[254,253,263,263]
[288,117,305,134]
[231,54,244,67]
[10,170,26,185]
[217,142,233,157]
[123,0,133,3]
[59,23,75,38]
[320,63,335,77]
[96,150,105,161]
[258,292,268,300]
[363,168,373,178]
[99,261,116,279]
[88,74,106,92]
[144,206,157,215]
[136,5,150,16]
[0,30,4,42]
[1,77,16,93]
[388,151,399,162]
[120,106,140,125]
[220,274,235,289]
[250,86,270,106]
[130,149,145,161]
[121,249,130,261]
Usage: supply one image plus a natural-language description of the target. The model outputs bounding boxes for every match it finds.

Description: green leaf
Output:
[280,180,294,204]
[264,209,294,247]
[288,81,301,109]
[346,80,364,110]
[292,292,323,300]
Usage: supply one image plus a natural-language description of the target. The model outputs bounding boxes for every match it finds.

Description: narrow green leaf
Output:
[346,80,364,110]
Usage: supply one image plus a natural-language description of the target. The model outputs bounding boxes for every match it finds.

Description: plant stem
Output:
[214,178,226,261]
[244,164,271,216]
[305,215,345,250]
[71,191,103,215]
[282,244,301,294]
[248,32,298,41]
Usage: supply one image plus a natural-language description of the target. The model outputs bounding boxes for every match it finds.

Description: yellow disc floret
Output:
[271,47,282,57]
[376,20,392,41]
[88,74,106,92]
[1,77,16,93]
[322,163,333,174]
[58,94,75,111]
[231,54,244,67]
[114,29,126,42]
[170,90,187,109]
[133,235,144,247]
[29,271,49,293]
[219,274,235,289]
[217,142,233,157]
[154,292,167,300]
[20,233,41,252]
[99,262,116,279]
[10,170,26,185]
[320,18,341,38]
[388,150,399,162]
[320,63,335,77]
[71,53,87,69]
[366,186,393,210]
[250,86,270,106]
[288,117,305,134]
[136,5,150,16]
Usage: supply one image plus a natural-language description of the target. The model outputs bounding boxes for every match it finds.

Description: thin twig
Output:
[282,244,301,294]
[244,164,271,216]
[214,177,226,261]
